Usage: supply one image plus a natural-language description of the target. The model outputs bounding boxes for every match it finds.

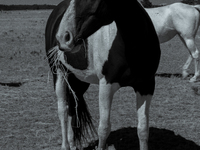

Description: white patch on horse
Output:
[88,22,118,79]
[58,22,118,84]
[136,92,152,150]
[98,78,120,149]
[56,0,76,50]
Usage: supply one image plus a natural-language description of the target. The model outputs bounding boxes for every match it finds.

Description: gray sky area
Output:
[0,0,182,5]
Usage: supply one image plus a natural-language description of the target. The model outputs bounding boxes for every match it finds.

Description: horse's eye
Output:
[75,38,83,45]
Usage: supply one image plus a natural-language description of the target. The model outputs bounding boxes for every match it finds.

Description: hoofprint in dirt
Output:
[0,10,200,149]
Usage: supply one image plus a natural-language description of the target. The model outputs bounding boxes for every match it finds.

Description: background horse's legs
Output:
[136,92,152,150]
[185,38,199,82]
[193,49,200,82]
[98,78,120,150]
[179,36,200,82]
[182,55,193,79]
[56,69,70,150]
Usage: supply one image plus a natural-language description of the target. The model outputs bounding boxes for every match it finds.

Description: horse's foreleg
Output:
[98,78,112,150]
[56,70,70,150]
[97,78,119,150]
[136,92,152,150]
[182,55,193,79]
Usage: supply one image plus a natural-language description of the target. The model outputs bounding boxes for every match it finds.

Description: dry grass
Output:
[0,10,200,150]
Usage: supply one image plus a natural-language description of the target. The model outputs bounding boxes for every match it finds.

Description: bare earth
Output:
[0,10,200,150]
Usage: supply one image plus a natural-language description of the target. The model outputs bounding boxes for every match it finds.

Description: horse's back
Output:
[170,3,199,18]
[146,3,200,43]
[170,3,200,36]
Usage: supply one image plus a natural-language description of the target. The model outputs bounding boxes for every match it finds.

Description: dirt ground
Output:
[0,10,200,150]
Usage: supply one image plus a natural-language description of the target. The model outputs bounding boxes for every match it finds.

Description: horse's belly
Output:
[158,29,177,43]
[64,63,99,84]
[75,73,99,84]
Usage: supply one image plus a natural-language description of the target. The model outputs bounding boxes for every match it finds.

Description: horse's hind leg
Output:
[182,55,193,79]
[136,93,152,150]
[185,38,199,82]
[180,36,200,82]
[55,69,70,150]
[134,79,154,150]
[192,48,200,82]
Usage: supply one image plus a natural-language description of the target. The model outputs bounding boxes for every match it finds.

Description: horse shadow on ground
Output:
[84,127,200,150]
[0,82,25,87]
[155,73,194,78]
[0,73,191,87]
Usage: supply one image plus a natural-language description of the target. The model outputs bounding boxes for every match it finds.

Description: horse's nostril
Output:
[56,40,64,51]
[59,47,65,51]
[56,30,73,51]
[65,31,70,42]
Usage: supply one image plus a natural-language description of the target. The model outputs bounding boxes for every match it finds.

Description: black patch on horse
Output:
[74,0,113,41]
[102,0,160,96]
[64,39,88,70]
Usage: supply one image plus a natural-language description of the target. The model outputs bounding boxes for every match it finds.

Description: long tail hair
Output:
[67,77,97,144]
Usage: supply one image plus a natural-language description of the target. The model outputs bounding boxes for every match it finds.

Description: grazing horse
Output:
[146,3,200,82]
[46,0,160,150]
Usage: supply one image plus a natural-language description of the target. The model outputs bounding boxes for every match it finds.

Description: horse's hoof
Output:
[191,81,200,95]
[189,77,196,83]
[182,71,189,79]
[189,75,200,82]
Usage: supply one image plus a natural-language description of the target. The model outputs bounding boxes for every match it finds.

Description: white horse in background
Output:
[146,3,200,82]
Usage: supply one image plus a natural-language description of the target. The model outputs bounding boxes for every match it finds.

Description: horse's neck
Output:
[111,0,157,55]
[113,1,148,43]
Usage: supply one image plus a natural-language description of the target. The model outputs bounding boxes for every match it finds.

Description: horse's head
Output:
[56,0,113,52]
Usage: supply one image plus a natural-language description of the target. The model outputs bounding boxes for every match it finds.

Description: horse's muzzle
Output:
[56,31,74,52]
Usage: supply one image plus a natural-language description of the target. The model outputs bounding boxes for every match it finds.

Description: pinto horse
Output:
[46,0,160,150]
[146,3,200,82]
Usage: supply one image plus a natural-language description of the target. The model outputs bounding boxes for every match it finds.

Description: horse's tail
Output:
[71,92,97,145]
[67,74,97,146]
[193,5,200,13]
